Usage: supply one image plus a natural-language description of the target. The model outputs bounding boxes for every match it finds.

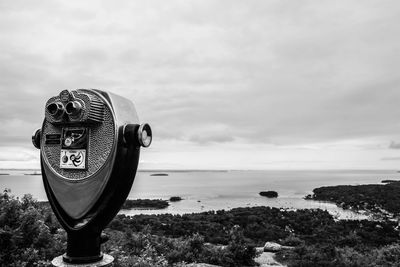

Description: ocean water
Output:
[0,169,398,220]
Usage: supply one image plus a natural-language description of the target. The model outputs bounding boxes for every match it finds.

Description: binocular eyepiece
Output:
[46,102,65,118]
[46,100,84,121]
[65,101,82,117]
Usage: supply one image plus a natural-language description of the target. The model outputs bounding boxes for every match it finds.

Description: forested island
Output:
[122,199,169,210]
[2,180,400,266]
[306,180,400,216]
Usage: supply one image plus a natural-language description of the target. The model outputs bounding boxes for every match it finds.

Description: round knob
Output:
[64,137,74,147]
[138,123,152,147]
[32,128,41,149]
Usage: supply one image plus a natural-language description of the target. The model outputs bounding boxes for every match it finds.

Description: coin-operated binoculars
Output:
[32,89,152,266]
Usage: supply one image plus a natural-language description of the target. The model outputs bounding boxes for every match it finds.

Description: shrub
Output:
[280,235,304,247]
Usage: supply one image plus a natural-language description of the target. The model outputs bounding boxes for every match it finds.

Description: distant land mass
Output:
[150,173,169,176]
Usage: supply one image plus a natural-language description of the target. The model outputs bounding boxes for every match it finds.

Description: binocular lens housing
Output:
[47,102,65,118]
[138,123,152,147]
[65,101,82,116]
[123,123,152,147]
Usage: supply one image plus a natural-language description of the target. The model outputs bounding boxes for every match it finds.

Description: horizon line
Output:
[1,168,399,172]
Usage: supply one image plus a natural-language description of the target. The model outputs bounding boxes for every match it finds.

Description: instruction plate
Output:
[60,149,86,169]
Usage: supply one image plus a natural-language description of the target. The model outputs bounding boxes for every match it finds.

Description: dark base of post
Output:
[64,232,103,264]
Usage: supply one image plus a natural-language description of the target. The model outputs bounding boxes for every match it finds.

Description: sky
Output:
[0,0,400,170]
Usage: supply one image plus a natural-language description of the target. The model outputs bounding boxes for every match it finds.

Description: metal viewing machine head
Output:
[32,89,152,266]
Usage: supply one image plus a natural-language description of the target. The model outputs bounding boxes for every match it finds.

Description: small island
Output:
[169,196,183,202]
[150,173,169,176]
[259,191,278,198]
[381,179,399,183]
[121,199,169,210]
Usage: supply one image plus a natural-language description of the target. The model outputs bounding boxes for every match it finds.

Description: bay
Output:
[0,169,398,220]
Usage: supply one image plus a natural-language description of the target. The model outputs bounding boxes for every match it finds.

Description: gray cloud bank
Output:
[381,157,400,161]
[389,141,400,149]
[0,0,400,149]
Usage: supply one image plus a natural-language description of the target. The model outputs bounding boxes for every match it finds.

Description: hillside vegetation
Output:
[1,187,400,266]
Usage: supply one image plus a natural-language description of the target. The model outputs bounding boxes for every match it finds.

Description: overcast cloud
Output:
[0,0,400,169]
